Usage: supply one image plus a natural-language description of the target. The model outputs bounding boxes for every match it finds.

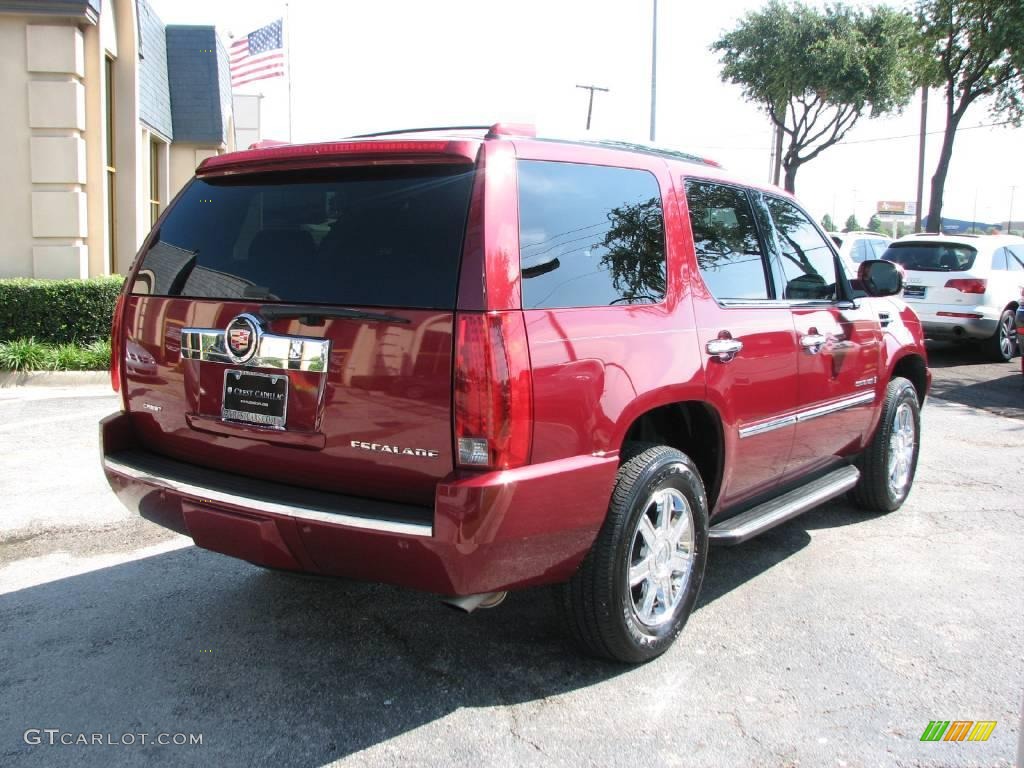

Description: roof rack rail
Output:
[343,124,720,167]
[347,125,493,139]
[348,123,538,140]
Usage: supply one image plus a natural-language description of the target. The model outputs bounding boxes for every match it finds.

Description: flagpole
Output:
[286,2,293,142]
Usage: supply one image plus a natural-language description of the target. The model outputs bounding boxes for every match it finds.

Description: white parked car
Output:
[828,231,893,276]
[880,233,1024,361]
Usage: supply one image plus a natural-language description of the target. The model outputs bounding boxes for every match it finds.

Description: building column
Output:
[26,24,89,279]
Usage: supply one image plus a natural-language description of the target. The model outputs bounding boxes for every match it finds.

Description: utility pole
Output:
[1009,185,1017,234]
[576,84,609,131]
[649,0,657,142]
[914,86,928,232]
[771,114,783,186]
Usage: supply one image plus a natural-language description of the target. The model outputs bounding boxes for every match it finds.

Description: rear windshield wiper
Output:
[259,305,410,325]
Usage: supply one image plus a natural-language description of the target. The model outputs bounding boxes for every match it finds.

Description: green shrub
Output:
[0,338,112,371]
[83,339,112,370]
[0,338,51,371]
[0,276,124,345]
[51,343,90,370]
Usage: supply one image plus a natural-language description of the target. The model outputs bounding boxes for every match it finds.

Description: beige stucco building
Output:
[0,0,234,280]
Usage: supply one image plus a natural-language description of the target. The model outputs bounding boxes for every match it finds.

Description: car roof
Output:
[891,232,1024,248]
[842,231,891,238]
[213,122,795,201]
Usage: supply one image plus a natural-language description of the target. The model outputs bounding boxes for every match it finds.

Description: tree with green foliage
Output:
[821,213,836,231]
[713,0,916,193]
[867,214,885,233]
[844,214,862,232]
[916,0,1024,232]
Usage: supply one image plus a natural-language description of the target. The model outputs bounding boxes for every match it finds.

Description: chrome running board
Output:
[709,465,860,545]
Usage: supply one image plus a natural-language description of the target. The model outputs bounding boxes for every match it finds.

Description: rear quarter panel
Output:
[511,142,707,464]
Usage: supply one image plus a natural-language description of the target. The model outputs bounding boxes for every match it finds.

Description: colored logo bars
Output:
[920,720,997,742]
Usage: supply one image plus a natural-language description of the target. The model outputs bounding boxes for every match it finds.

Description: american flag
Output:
[230,19,285,88]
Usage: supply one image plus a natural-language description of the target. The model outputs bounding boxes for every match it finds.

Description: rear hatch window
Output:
[882,242,977,272]
[122,163,476,508]
[133,165,476,308]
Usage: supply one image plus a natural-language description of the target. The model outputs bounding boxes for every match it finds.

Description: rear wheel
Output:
[851,377,921,512]
[561,444,709,663]
[983,309,1017,362]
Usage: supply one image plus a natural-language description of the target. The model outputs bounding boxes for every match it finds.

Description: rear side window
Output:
[684,180,769,300]
[131,165,476,309]
[992,248,1008,270]
[869,239,891,258]
[882,242,977,272]
[518,161,666,309]
[1006,246,1024,271]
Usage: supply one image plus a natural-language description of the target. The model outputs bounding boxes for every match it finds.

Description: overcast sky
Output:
[151,0,1023,229]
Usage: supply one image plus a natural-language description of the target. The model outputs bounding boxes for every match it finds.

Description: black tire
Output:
[850,377,921,512]
[560,444,709,663]
[983,309,1017,362]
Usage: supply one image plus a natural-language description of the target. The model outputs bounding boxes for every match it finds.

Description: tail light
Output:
[454,311,532,470]
[110,291,126,397]
[944,278,986,294]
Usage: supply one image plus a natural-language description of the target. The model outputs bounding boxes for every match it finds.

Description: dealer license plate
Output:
[221,370,288,429]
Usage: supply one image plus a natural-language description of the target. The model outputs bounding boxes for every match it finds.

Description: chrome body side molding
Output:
[738,391,875,439]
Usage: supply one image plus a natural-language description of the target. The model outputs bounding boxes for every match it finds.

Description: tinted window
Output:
[765,197,839,300]
[131,165,476,309]
[882,242,977,272]
[518,161,666,308]
[685,181,769,300]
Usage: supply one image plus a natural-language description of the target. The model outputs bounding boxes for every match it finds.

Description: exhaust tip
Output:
[440,591,508,613]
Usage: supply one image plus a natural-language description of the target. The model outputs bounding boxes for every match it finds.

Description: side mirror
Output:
[858,259,904,297]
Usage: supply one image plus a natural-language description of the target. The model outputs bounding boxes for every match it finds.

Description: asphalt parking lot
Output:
[1,347,1021,768]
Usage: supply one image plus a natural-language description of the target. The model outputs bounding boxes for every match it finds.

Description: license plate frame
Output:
[903,285,926,299]
[221,369,288,430]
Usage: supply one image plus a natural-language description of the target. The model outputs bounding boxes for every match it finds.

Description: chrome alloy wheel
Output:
[627,487,695,628]
[998,313,1017,360]
[887,401,916,498]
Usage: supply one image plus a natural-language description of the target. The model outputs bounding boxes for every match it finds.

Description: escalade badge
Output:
[225,314,260,364]
[350,440,440,459]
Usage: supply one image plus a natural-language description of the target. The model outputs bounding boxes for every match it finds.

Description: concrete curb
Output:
[0,370,109,388]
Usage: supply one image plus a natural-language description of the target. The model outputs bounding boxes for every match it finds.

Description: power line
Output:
[839,119,1015,146]
[694,119,1016,151]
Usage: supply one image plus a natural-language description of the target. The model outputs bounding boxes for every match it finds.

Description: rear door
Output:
[759,194,880,474]
[123,162,477,506]
[682,179,800,508]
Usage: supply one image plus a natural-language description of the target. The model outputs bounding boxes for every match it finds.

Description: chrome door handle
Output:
[800,333,827,353]
[706,338,743,362]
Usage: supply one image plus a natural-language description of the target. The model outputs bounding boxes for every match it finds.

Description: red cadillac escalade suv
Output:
[101,123,930,663]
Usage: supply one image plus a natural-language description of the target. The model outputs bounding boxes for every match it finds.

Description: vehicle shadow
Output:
[923,339,989,369]
[922,341,1023,418]
[2,469,898,768]
[0,546,623,768]
[0,517,835,768]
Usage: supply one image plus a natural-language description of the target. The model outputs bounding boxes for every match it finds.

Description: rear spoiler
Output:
[197,139,480,177]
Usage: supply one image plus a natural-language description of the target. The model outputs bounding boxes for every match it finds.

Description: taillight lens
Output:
[454,311,532,470]
[944,278,986,294]
[110,292,126,395]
